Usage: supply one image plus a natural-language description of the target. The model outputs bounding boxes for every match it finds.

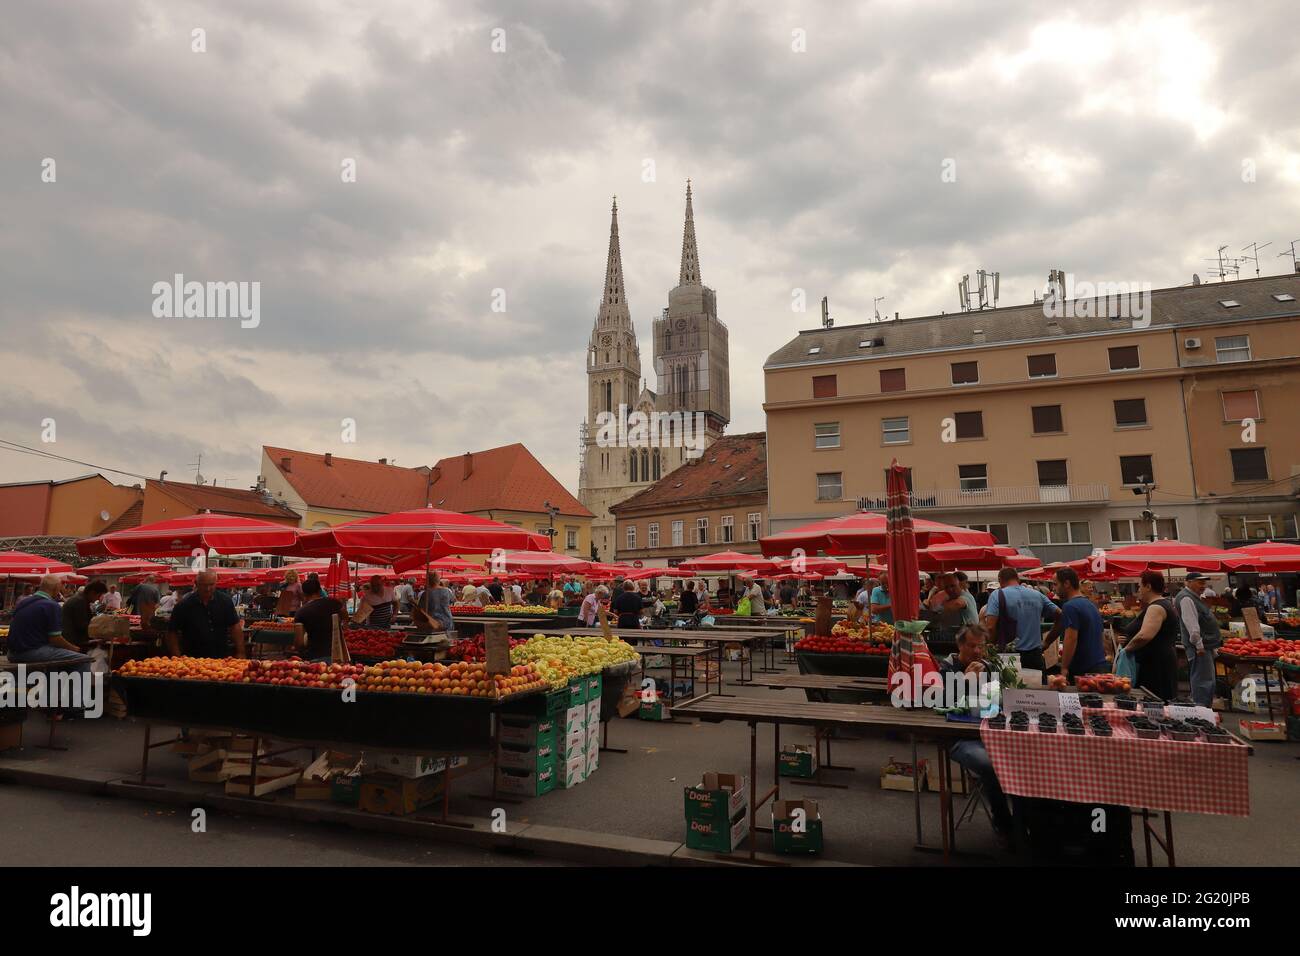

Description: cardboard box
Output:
[585,745,599,778]
[881,758,927,791]
[497,739,557,774]
[640,699,672,721]
[567,677,586,708]
[584,673,603,703]
[586,723,600,754]
[187,748,233,783]
[365,752,449,780]
[560,752,586,788]
[563,705,586,735]
[925,763,970,795]
[555,726,586,758]
[685,805,749,853]
[359,772,446,815]
[330,772,363,805]
[88,615,131,640]
[495,764,556,798]
[777,744,819,779]
[224,760,302,798]
[498,714,558,747]
[772,798,823,854]
[684,772,747,825]
[586,698,601,727]
[1238,719,1287,741]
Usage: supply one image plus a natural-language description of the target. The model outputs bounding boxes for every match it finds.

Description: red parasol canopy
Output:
[154,567,266,588]
[285,508,549,571]
[0,550,75,577]
[885,463,920,621]
[485,551,592,575]
[622,566,696,581]
[760,510,994,557]
[773,556,847,577]
[75,558,173,575]
[1087,540,1250,574]
[676,551,781,575]
[77,513,299,558]
[584,563,638,579]
[1228,541,1300,572]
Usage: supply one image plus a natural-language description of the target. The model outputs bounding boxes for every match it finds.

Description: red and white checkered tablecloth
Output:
[981,710,1251,817]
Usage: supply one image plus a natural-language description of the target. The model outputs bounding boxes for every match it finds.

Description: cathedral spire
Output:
[678,180,701,286]
[596,195,631,327]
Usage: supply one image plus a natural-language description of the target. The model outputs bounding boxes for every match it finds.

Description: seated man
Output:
[5,575,92,673]
[938,624,1013,840]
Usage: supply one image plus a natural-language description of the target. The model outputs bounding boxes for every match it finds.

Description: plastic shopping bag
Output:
[1113,645,1138,682]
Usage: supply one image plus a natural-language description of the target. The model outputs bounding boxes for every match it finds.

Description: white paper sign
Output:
[1057,692,1082,716]
[1002,688,1061,718]
[1166,704,1218,724]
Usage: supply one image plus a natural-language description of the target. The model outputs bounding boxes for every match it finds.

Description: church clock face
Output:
[601,335,611,346]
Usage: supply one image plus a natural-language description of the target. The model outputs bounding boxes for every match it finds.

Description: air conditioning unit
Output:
[1184,337,1201,349]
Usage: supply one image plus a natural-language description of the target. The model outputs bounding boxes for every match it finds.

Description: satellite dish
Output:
[99,510,111,521]
[195,473,206,485]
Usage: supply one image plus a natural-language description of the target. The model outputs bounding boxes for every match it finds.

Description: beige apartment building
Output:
[764,273,1300,563]
[611,433,767,566]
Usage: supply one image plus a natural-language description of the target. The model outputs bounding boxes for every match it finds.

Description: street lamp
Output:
[1132,477,1158,541]
[543,500,560,549]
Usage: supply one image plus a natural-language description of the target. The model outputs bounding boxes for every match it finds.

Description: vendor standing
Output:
[413,572,455,634]
[869,574,894,624]
[274,569,304,616]
[127,574,161,628]
[358,575,395,629]
[61,580,108,651]
[165,569,246,658]
[292,577,344,660]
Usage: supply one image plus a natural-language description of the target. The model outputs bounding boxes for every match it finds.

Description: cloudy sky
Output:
[2,0,1298,497]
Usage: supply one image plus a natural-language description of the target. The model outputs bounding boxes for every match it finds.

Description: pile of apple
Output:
[509,634,639,688]
[345,628,406,659]
[249,620,296,632]
[356,659,547,698]
[117,656,251,682]
[480,604,555,615]
[246,659,365,687]
[450,604,485,615]
[448,633,526,662]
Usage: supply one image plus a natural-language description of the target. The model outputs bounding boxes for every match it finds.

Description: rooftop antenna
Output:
[1240,241,1271,278]
[820,296,833,329]
[959,270,1000,311]
[1203,245,1242,282]
[1278,240,1300,271]
[872,296,886,322]
[186,453,204,486]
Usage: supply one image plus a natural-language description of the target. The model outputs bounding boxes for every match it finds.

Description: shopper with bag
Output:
[1116,571,1179,701]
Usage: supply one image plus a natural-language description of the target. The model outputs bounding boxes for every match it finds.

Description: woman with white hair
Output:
[580,585,610,627]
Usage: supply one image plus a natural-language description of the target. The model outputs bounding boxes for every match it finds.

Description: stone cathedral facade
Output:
[578,184,730,560]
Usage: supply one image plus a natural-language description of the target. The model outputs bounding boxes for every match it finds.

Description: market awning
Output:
[1228,540,1300,572]
[1084,540,1251,574]
[0,550,75,576]
[77,513,300,558]
[74,558,173,575]
[759,510,994,557]
[486,551,592,575]
[676,551,780,575]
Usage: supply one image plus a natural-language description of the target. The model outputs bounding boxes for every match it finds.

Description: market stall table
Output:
[981,708,1253,866]
[629,644,719,704]
[672,694,980,862]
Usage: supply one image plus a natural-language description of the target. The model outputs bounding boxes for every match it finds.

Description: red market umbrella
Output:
[5,571,87,585]
[584,563,638,579]
[75,558,172,575]
[0,551,74,576]
[622,567,696,581]
[1088,540,1250,574]
[759,510,994,557]
[485,551,592,575]
[773,557,847,577]
[159,567,266,588]
[677,551,780,575]
[884,463,920,622]
[900,543,1033,573]
[77,513,299,557]
[1229,541,1300,572]
[286,508,549,571]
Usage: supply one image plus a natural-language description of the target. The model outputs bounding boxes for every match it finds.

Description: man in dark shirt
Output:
[61,580,108,650]
[127,575,162,624]
[6,575,92,671]
[1047,567,1108,680]
[166,569,245,658]
[487,578,505,603]
[679,581,699,615]
[293,577,344,660]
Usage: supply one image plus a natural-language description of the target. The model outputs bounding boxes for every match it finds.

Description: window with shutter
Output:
[1108,345,1140,371]
[1031,405,1063,433]
[879,368,906,392]
[1221,389,1260,423]
[1027,353,1057,378]
[951,361,979,385]
[1113,398,1147,427]
[954,411,984,439]
[1037,459,1068,486]
[812,375,837,398]
[1120,455,1153,485]
[1230,448,1269,482]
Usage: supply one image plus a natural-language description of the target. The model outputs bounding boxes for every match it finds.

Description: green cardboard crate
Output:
[584,672,603,703]
[330,773,363,806]
[772,799,823,854]
[685,805,748,853]
[683,772,747,826]
[496,763,557,798]
[567,677,586,708]
[640,700,672,721]
[498,714,558,749]
[777,744,819,778]
[497,739,558,775]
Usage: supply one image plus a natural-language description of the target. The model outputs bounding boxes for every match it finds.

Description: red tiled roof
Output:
[610,433,767,513]
[427,444,592,518]
[150,480,300,521]
[264,446,432,514]
[100,499,143,534]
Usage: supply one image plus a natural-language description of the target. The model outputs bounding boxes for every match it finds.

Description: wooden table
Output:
[514,626,771,691]
[672,695,980,862]
[628,644,720,703]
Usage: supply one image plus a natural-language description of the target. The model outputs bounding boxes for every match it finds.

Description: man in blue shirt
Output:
[869,574,893,623]
[982,567,1061,670]
[6,575,92,672]
[1046,567,1108,681]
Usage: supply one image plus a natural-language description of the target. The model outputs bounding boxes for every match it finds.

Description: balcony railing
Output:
[857,484,1110,510]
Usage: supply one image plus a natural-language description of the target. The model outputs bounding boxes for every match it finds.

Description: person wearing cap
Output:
[1173,572,1223,707]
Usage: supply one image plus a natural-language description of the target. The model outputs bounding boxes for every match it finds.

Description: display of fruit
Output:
[479,604,556,615]
[116,657,252,682]
[794,635,891,655]
[829,620,895,644]
[1221,637,1300,660]
[1074,674,1131,694]
[450,604,486,615]
[509,634,639,687]
[248,619,296,632]
[449,634,526,662]
[345,628,406,658]
[245,659,366,688]
[1047,674,1069,690]
[355,659,546,698]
